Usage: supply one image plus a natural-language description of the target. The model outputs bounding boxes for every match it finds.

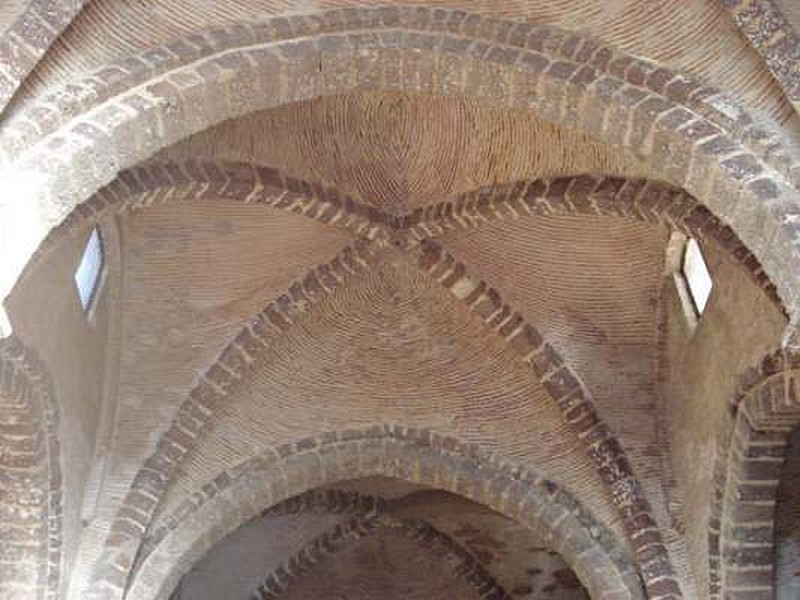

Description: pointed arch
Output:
[0,7,798,342]
[121,426,644,600]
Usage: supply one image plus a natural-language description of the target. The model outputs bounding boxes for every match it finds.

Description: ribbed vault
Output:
[16,148,787,599]
[2,4,799,599]
[2,6,800,340]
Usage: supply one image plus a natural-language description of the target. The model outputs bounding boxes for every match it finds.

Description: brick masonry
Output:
[0,6,798,345]
[34,159,790,599]
[127,426,645,600]
[707,348,800,598]
[407,239,682,599]
[401,176,786,314]
[2,5,799,599]
[25,160,787,318]
[87,238,386,600]
[251,489,513,600]
[0,0,88,114]
[0,335,62,600]
[722,0,800,114]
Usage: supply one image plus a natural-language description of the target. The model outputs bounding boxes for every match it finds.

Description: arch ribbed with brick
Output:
[403,176,786,312]
[0,335,62,600]
[0,7,798,344]
[123,426,645,600]
[250,490,513,600]
[0,0,88,114]
[45,157,779,597]
[21,159,787,319]
[707,348,800,598]
[78,175,687,596]
[407,239,681,597]
[26,153,790,598]
[91,238,386,597]
[3,6,797,177]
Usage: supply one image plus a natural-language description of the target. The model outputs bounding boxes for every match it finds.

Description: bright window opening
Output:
[75,227,104,312]
[682,238,712,315]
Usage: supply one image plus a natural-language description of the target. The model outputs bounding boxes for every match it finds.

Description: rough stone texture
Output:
[722,0,800,114]
[1,3,799,599]
[0,0,88,112]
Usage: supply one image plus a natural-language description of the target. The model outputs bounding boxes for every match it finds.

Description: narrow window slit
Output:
[682,238,712,316]
[75,226,104,312]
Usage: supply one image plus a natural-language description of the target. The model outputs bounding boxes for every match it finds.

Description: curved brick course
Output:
[3,5,799,600]
[2,6,797,178]
[91,240,386,600]
[404,176,786,313]
[24,162,785,315]
[723,0,800,116]
[125,426,645,600]
[708,348,800,598]
[0,335,62,600]
[0,7,798,342]
[61,162,697,598]
[408,239,681,598]
[250,505,512,600]
[42,160,792,598]
[35,157,794,597]
[0,0,87,114]
[21,159,391,279]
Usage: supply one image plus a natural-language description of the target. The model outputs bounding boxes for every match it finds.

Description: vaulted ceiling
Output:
[1,2,800,600]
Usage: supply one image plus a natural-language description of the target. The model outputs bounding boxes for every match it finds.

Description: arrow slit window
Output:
[682,238,712,316]
[75,226,105,312]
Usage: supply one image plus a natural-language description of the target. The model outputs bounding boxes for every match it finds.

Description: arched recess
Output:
[120,426,645,600]
[0,6,798,341]
[708,349,800,598]
[248,490,513,600]
[0,335,62,600]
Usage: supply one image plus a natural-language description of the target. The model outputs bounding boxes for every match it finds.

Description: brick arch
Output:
[0,0,88,114]
[17,159,392,286]
[0,335,62,600]
[56,160,390,246]
[708,349,800,598]
[38,157,794,597]
[722,0,800,117]
[21,162,786,317]
[58,163,695,597]
[122,426,645,600]
[0,7,799,337]
[90,239,388,600]
[249,491,513,600]
[403,176,786,312]
[405,239,681,597]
